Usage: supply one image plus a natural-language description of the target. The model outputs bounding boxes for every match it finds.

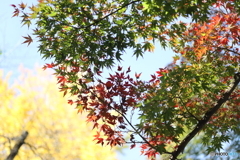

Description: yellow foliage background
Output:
[0,66,117,160]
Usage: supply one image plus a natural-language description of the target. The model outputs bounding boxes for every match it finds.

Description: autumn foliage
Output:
[11,0,240,159]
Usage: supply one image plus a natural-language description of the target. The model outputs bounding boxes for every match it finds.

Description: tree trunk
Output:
[5,131,28,160]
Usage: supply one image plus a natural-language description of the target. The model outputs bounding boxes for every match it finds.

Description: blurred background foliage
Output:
[0,66,118,160]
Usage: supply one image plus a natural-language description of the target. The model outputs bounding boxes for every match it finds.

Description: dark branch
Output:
[218,47,240,55]
[170,72,240,160]
[5,131,28,160]
[73,0,140,29]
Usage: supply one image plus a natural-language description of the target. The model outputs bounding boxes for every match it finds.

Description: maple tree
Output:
[0,67,117,160]
[12,0,240,159]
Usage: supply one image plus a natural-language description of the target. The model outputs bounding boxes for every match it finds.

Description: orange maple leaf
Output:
[19,2,27,10]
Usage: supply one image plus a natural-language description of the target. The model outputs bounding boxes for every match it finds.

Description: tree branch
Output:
[5,131,28,160]
[218,47,240,55]
[73,0,140,29]
[170,72,240,160]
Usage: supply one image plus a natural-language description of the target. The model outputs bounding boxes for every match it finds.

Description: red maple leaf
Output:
[22,35,33,46]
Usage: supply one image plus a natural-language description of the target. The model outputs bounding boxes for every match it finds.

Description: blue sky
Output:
[0,0,175,159]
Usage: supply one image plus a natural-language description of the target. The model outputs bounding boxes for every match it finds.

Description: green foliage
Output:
[14,0,240,73]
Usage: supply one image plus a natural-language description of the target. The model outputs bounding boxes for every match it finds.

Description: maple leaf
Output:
[147,37,153,41]
[19,2,27,10]
[22,35,33,46]
[220,37,229,45]
[149,74,156,82]
[126,67,131,73]
[12,8,20,17]
[196,47,207,60]
[117,66,122,71]
[68,100,74,105]
[105,81,114,89]
[135,72,142,79]
[130,143,136,149]
[57,76,67,84]
[42,63,55,70]
[29,4,36,11]
[156,68,168,77]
